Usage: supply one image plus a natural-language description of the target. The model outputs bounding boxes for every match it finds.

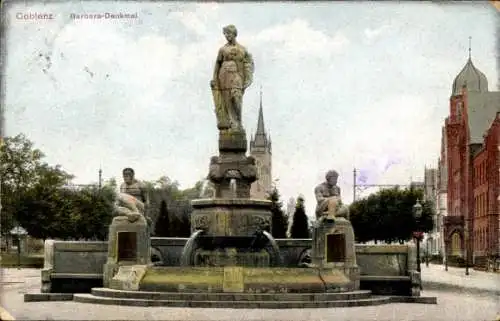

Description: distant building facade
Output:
[437,126,449,263]
[440,54,500,270]
[423,167,442,257]
[249,92,272,200]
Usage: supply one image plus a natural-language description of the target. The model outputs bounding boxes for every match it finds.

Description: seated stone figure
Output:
[113,192,146,223]
[314,170,349,221]
[118,167,152,228]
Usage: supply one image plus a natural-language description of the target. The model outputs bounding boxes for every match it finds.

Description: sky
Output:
[3,1,499,217]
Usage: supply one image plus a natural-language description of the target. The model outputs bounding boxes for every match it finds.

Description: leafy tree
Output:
[104,177,117,190]
[1,134,45,235]
[17,180,114,240]
[289,196,310,238]
[154,200,170,237]
[0,134,117,240]
[145,177,204,237]
[349,186,434,244]
[1,134,74,238]
[16,176,69,240]
[71,185,115,240]
[267,187,288,238]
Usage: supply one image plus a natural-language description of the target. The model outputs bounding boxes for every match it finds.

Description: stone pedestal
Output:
[103,215,151,288]
[182,126,277,269]
[311,217,359,290]
[208,128,257,199]
[218,129,247,152]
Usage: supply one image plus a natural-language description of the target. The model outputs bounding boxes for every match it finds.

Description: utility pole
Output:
[98,167,102,190]
[353,168,357,203]
[352,167,420,201]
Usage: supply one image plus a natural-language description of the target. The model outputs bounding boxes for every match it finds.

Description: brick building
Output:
[441,54,500,269]
[472,114,499,268]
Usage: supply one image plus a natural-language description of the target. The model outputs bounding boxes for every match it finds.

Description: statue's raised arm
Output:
[243,50,254,90]
[210,25,254,131]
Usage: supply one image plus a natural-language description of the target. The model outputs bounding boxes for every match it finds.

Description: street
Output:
[1,267,499,321]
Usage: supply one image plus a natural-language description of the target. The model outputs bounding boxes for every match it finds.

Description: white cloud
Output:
[252,19,349,59]
[4,2,497,215]
[363,24,391,44]
[170,3,220,36]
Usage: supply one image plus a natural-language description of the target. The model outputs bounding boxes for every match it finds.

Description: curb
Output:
[24,293,74,302]
[422,281,500,296]
[0,306,15,321]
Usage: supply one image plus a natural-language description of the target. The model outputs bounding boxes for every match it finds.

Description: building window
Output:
[483,193,486,216]
[456,101,462,119]
[479,194,482,217]
[451,232,461,256]
[485,227,488,249]
[481,229,484,250]
[474,196,477,216]
[481,194,484,216]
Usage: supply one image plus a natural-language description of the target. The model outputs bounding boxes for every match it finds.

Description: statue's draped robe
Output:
[212,43,254,130]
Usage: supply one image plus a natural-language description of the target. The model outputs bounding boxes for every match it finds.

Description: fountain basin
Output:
[107,266,355,294]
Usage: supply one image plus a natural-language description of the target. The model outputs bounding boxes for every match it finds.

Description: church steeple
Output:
[451,37,488,96]
[253,88,268,146]
[249,87,272,199]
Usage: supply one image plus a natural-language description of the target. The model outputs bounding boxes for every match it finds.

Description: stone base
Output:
[103,215,151,287]
[310,217,359,289]
[74,289,399,308]
[55,289,439,307]
[130,266,355,293]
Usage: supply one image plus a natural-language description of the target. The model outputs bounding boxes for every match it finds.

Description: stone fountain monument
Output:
[98,24,360,297]
[54,25,434,308]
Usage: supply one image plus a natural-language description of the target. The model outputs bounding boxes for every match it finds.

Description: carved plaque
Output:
[111,265,147,291]
[223,266,244,292]
[215,211,229,235]
[252,215,270,229]
[117,232,137,261]
[325,233,345,263]
[193,215,209,230]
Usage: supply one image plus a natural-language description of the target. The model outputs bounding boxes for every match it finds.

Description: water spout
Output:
[229,178,237,198]
[261,231,282,267]
[199,179,214,198]
[180,229,204,266]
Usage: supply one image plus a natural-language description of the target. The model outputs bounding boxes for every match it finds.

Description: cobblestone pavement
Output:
[421,263,500,293]
[2,268,499,321]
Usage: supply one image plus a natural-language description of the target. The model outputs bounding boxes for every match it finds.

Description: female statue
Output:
[210,25,254,130]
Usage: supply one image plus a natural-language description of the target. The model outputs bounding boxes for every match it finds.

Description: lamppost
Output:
[10,226,28,270]
[413,199,423,273]
[426,236,431,267]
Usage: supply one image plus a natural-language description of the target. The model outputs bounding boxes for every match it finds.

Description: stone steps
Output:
[73,292,392,308]
[91,288,372,301]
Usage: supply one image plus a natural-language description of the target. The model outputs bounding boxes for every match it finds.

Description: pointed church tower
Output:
[250,88,272,199]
